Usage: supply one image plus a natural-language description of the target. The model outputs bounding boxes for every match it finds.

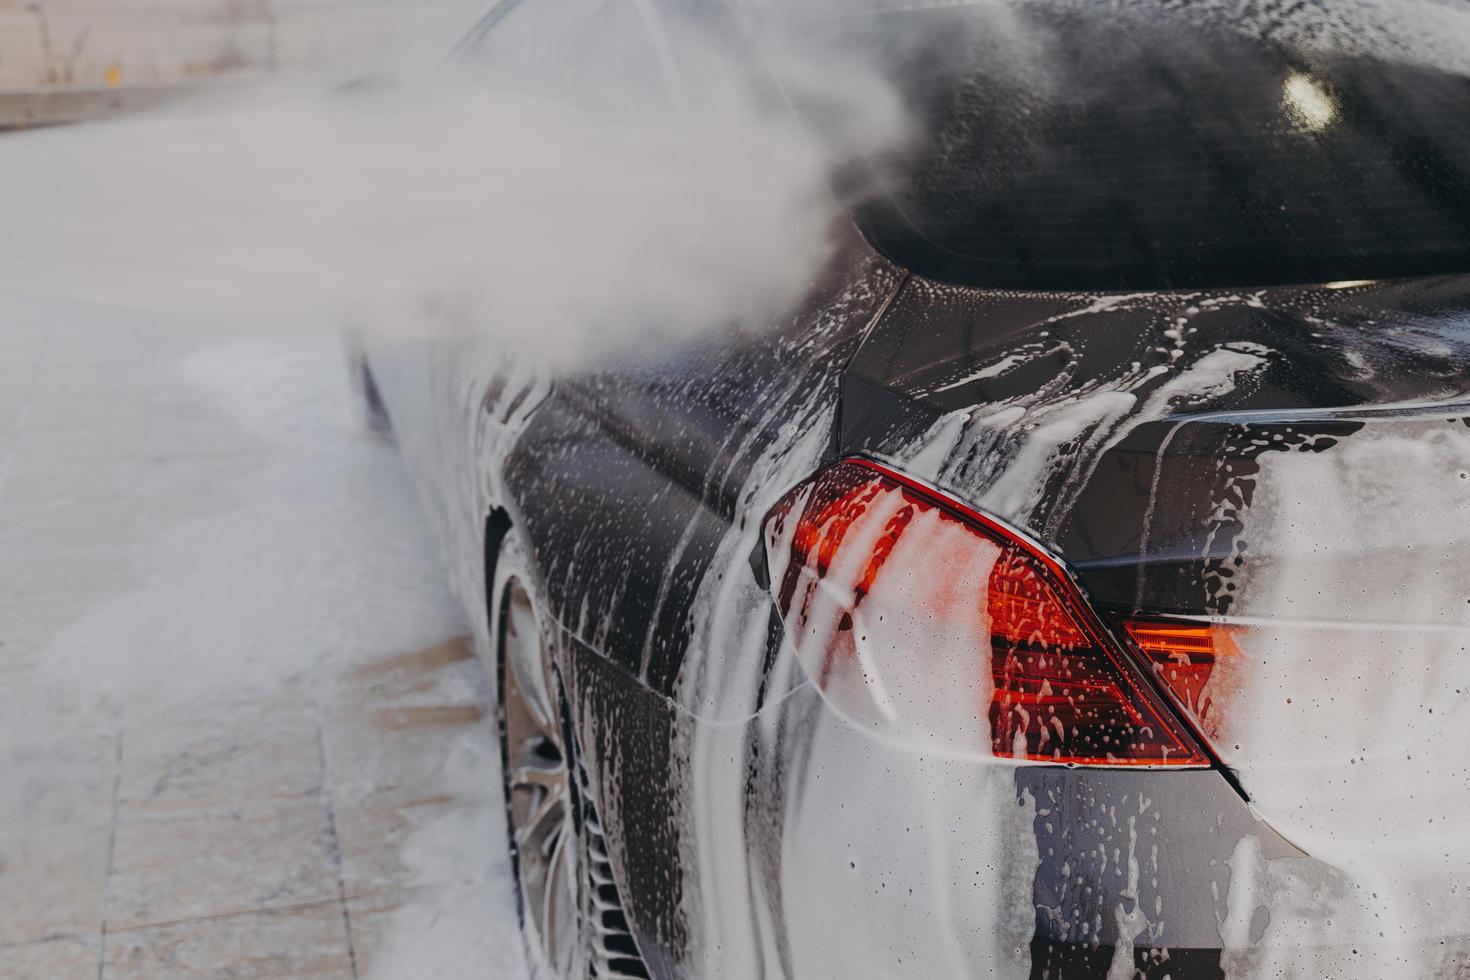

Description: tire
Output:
[488,531,651,980]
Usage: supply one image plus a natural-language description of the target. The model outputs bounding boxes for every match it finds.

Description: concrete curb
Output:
[0,79,261,130]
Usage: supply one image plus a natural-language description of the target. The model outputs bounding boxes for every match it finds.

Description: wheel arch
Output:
[484,505,515,622]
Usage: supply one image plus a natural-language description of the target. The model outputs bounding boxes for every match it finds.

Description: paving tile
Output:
[121,682,319,734]
[323,635,483,711]
[117,702,322,820]
[344,888,419,977]
[149,328,240,359]
[29,367,157,399]
[144,416,262,459]
[0,455,149,510]
[106,805,339,931]
[0,399,29,431]
[0,381,34,410]
[0,495,139,554]
[0,599,109,665]
[0,547,139,607]
[346,875,524,979]
[0,320,54,349]
[0,600,121,744]
[0,935,102,979]
[0,693,111,761]
[136,452,261,492]
[16,393,152,434]
[46,322,158,348]
[334,799,443,900]
[102,903,353,980]
[0,823,110,945]
[146,393,219,418]
[0,689,117,756]
[38,342,158,373]
[321,704,487,811]
[129,454,265,531]
[6,426,147,466]
[0,731,117,831]
[0,347,42,376]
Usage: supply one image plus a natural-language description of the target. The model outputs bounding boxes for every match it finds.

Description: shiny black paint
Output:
[1016,767,1302,979]
[843,274,1470,615]
[505,225,903,697]
[473,253,1470,976]
[564,633,689,980]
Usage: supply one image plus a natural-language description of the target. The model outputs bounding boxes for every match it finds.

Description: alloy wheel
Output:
[501,581,579,975]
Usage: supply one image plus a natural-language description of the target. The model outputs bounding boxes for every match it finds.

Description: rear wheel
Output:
[499,578,583,978]
[491,533,653,980]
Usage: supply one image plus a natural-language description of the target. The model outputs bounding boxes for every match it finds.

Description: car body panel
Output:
[362,4,1470,972]
[367,263,1470,977]
[503,224,904,705]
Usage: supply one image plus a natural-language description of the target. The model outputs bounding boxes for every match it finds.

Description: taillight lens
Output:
[764,459,1208,766]
[1123,620,1239,742]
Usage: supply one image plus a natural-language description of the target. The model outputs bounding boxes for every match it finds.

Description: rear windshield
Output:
[778,1,1470,290]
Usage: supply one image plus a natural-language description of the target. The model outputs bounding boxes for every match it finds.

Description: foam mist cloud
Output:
[3,0,1464,377]
[0,5,907,371]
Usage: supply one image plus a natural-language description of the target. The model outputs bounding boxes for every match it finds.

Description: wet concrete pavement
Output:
[0,301,523,978]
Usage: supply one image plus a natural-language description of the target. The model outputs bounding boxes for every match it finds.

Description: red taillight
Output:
[1123,620,1238,741]
[765,459,1208,767]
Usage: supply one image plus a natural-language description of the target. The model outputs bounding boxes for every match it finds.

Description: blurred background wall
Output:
[0,0,475,125]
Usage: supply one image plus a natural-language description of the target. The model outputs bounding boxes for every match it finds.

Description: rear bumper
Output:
[764,683,1265,979]
[565,635,1470,978]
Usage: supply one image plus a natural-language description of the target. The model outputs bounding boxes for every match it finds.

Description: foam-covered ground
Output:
[0,298,527,979]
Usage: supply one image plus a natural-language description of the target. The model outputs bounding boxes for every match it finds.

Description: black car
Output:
[360,0,1470,976]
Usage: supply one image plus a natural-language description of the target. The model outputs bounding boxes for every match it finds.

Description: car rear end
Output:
[725,0,1470,964]
[746,272,1470,978]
